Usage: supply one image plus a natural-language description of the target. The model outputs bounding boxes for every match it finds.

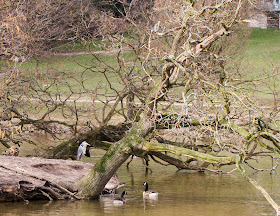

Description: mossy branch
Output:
[228,121,280,155]
[143,141,236,165]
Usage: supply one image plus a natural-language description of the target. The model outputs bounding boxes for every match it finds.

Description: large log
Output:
[0,156,93,202]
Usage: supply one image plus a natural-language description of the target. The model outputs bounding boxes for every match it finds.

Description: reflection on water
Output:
[0,157,280,216]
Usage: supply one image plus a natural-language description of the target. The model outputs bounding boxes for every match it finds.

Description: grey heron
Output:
[77,141,90,160]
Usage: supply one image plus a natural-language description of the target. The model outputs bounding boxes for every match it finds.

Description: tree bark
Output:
[78,125,146,198]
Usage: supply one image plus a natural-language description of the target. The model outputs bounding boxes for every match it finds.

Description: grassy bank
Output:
[248,28,280,62]
[20,51,135,95]
[243,28,280,103]
[13,28,280,105]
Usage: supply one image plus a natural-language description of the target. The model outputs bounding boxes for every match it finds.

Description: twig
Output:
[126,155,134,167]
[203,167,237,174]
[150,154,170,166]
[237,159,280,215]
[39,189,53,201]
[245,160,279,172]
[141,158,153,173]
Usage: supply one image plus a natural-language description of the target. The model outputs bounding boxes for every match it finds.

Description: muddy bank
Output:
[0,156,93,202]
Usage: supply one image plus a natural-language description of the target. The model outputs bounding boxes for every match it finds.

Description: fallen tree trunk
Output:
[0,156,93,202]
[144,142,236,165]
[50,123,131,160]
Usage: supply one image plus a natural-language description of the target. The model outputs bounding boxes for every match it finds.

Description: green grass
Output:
[20,52,136,96]
[51,39,110,53]
[247,28,280,62]
[11,28,280,105]
[51,34,136,53]
[237,28,280,104]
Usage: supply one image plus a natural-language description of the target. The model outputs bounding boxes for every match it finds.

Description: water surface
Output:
[1,156,279,216]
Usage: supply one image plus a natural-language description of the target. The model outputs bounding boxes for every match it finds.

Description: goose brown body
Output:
[104,174,125,194]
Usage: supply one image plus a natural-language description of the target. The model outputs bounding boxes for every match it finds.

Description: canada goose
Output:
[113,191,127,205]
[143,182,158,199]
[104,174,125,194]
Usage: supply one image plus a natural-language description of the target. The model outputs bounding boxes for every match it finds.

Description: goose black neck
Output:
[121,191,126,198]
[145,182,149,192]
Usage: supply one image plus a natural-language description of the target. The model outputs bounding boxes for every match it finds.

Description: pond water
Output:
[0,148,280,215]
